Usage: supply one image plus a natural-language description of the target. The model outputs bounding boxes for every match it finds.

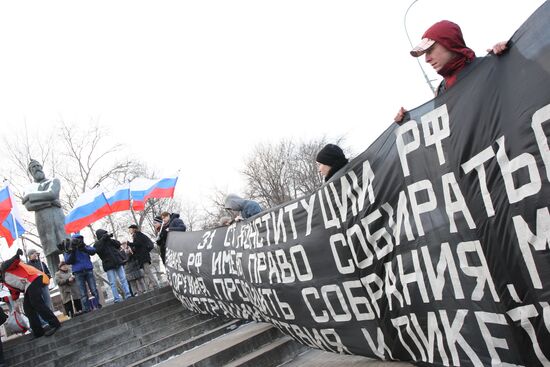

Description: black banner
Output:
[166,3,550,366]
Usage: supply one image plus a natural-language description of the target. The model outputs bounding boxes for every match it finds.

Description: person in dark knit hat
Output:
[94,229,132,303]
[316,144,348,182]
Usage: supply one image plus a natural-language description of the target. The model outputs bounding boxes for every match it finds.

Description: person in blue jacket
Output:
[224,194,262,221]
[64,234,101,312]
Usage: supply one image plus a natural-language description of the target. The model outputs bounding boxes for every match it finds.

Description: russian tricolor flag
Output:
[0,185,26,247]
[105,184,131,213]
[65,188,112,234]
[130,176,178,211]
[0,186,12,224]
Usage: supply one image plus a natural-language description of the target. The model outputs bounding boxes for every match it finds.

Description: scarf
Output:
[424,20,475,89]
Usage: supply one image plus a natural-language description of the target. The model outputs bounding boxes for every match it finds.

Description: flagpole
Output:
[20,235,29,263]
[9,186,28,262]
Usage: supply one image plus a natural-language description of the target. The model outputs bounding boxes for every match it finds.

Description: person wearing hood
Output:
[394,20,508,122]
[224,194,262,221]
[316,144,349,182]
[168,213,186,232]
[94,229,132,303]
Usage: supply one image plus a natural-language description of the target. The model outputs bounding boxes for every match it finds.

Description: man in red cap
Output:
[394,20,507,122]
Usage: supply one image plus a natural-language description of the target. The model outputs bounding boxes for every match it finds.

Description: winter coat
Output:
[63,245,96,272]
[55,269,81,304]
[26,259,51,278]
[0,253,45,300]
[156,223,169,248]
[94,230,125,272]
[128,231,153,266]
[242,200,262,219]
[224,194,262,219]
[124,255,144,281]
[169,218,186,231]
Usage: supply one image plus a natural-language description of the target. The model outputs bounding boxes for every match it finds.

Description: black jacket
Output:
[129,231,153,266]
[94,232,125,272]
[156,223,169,248]
[169,218,186,232]
[156,213,186,248]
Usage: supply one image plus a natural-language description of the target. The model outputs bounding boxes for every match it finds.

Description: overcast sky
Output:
[0,0,545,252]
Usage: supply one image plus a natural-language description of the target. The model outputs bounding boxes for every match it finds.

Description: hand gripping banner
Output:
[165,3,550,366]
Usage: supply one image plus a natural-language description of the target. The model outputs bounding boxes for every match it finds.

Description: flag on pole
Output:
[130,176,178,211]
[104,183,131,213]
[65,188,112,234]
[0,185,26,247]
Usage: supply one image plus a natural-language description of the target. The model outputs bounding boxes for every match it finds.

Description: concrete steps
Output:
[6,291,182,363]
[279,349,414,367]
[155,322,307,367]
[2,286,232,367]
[77,317,235,367]
[224,335,307,367]
[2,284,414,367]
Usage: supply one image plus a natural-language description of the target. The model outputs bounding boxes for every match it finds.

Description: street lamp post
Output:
[404,0,436,95]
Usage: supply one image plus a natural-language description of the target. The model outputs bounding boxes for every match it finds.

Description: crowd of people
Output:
[0,211,188,348]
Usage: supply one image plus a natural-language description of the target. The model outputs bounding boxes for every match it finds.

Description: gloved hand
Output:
[16,248,23,257]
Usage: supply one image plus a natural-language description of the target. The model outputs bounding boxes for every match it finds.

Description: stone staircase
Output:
[155,321,308,367]
[2,286,239,367]
[3,286,408,367]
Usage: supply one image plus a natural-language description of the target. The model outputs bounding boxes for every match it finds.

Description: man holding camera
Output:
[94,229,132,303]
[63,234,101,312]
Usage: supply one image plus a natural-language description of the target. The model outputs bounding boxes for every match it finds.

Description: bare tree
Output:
[199,188,231,230]
[288,138,327,196]
[242,140,294,207]
[241,136,348,208]
[1,126,63,246]
[1,122,155,244]
[177,200,201,231]
[56,123,134,209]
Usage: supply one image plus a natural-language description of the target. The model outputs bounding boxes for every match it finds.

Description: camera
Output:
[71,236,86,250]
[57,236,87,253]
[57,238,73,253]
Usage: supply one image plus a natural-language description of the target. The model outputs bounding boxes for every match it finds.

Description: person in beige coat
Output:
[54,262,82,317]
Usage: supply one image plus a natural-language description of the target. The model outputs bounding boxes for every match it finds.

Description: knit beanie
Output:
[96,229,108,239]
[316,144,349,181]
[316,144,347,167]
